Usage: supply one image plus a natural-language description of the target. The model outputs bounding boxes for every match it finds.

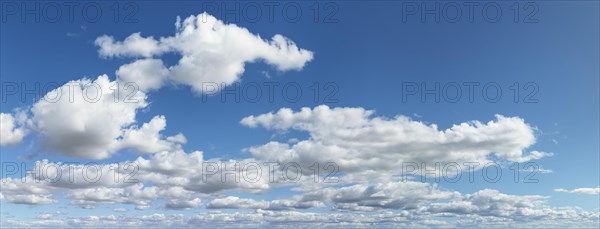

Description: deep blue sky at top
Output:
[0,0,598,209]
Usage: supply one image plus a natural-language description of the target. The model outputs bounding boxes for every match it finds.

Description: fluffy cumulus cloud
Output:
[132,150,273,194]
[113,208,127,212]
[0,158,143,206]
[1,176,58,205]
[115,58,169,91]
[29,75,144,159]
[27,75,184,159]
[301,181,459,211]
[207,196,269,209]
[66,184,202,210]
[26,160,138,189]
[426,189,549,218]
[554,187,600,195]
[242,105,551,173]
[0,112,27,146]
[95,12,313,93]
[120,115,186,153]
[164,197,202,210]
[95,32,167,58]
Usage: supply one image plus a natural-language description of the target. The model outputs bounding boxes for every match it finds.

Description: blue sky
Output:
[0,1,599,227]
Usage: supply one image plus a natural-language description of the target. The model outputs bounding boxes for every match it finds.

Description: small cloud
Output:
[261,70,272,79]
[36,213,52,220]
[554,187,600,195]
[66,26,87,38]
[135,205,151,210]
[521,166,553,174]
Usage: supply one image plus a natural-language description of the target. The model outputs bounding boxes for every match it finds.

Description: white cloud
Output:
[120,115,186,153]
[7,194,57,205]
[182,159,273,194]
[164,197,202,210]
[66,183,187,210]
[133,150,273,194]
[37,213,53,220]
[268,199,325,210]
[134,150,204,178]
[0,154,289,209]
[27,159,138,189]
[242,105,551,173]
[29,75,147,159]
[29,76,183,159]
[1,175,58,205]
[0,112,27,146]
[554,187,600,195]
[115,59,169,91]
[95,32,166,58]
[95,12,313,93]
[208,196,268,209]
[207,196,324,210]
[301,181,459,211]
[426,189,549,218]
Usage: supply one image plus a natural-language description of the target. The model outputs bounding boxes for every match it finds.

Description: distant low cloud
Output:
[554,187,600,195]
[207,196,323,210]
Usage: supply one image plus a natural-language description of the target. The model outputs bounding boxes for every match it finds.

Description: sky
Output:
[0,1,599,228]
